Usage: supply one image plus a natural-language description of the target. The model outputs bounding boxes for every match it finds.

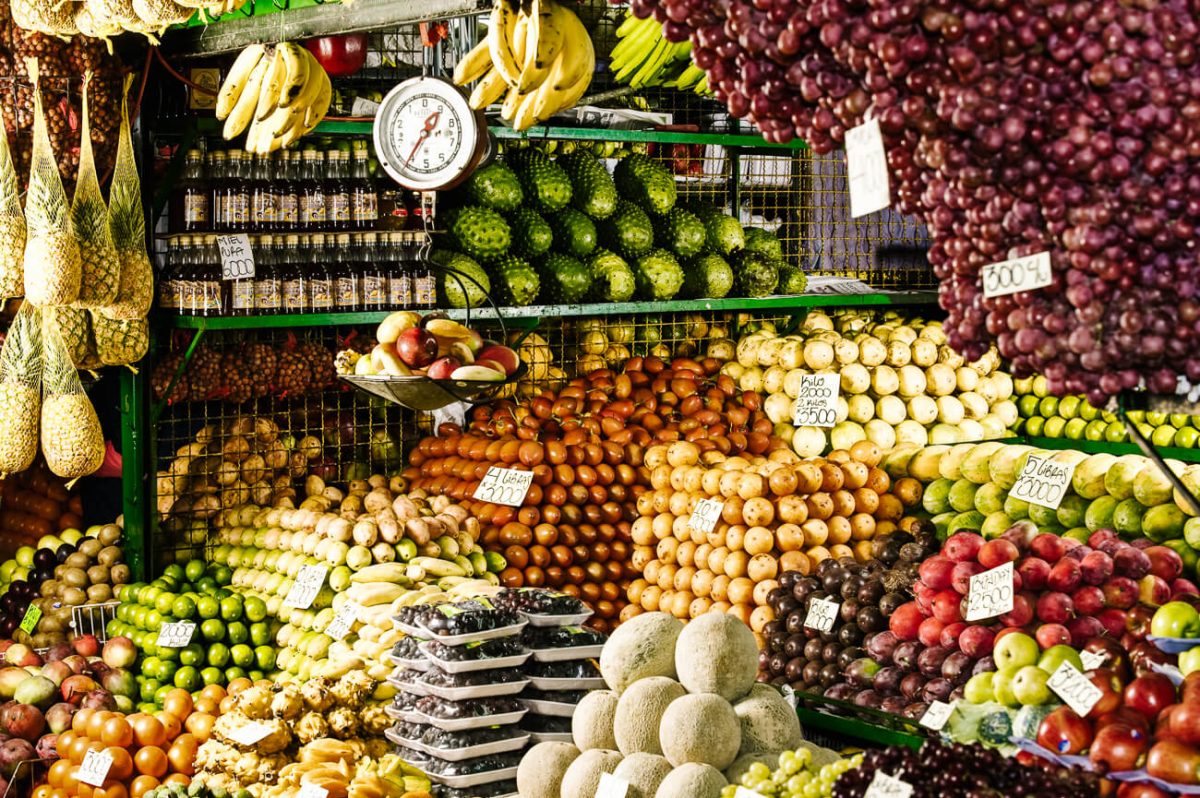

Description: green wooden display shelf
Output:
[1024,435,1200,463]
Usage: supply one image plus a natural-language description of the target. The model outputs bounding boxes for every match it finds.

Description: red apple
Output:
[1089,529,1119,548]
[1168,702,1200,744]
[70,635,99,658]
[1096,706,1152,734]
[1036,592,1075,624]
[919,616,946,647]
[931,590,963,624]
[476,345,520,376]
[1083,637,1132,681]
[918,556,955,591]
[950,561,983,595]
[958,625,995,657]
[1000,592,1035,627]
[304,34,368,77]
[1000,521,1039,551]
[1067,616,1106,646]
[1037,706,1094,755]
[978,539,1020,569]
[1145,546,1184,581]
[943,532,985,563]
[1016,557,1051,592]
[1104,576,1140,610]
[1089,723,1150,773]
[1097,608,1128,637]
[939,622,967,649]
[426,357,461,380]
[1117,782,1173,798]
[1047,558,1083,593]
[1139,574,1172,607]
[1030,533,1067,564]
[1146,739,1200,784]
[100,637,136,671]
[1174,579,1200,599]
[1080,551,1114,585]
[1035,623,1072,649]
[395,327,439,368]
[1114,547,1152,580]
[1085,669,1126,717]
[1128,640,1172,677]
[1124,673,1178,722]
[1184,671,1200,704]
[1072,585,1105,616]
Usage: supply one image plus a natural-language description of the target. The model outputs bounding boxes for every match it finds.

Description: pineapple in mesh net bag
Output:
[41,321,104,482]
[91,310,148,367]
[71,72,119,309]
[106,74,153,320]
[0,112,26,303]
[22,59,81,307]
[45,306,100,371]
[0,304,42,477]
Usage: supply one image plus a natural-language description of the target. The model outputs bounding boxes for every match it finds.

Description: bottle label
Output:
[183,193,209,225]
[278,195,299,226]
[335,277,359,309]
[158,282,178,312]
[231,280,255,311]
[202,281,222,312]
[352,193,378,224]
[362,276,386,307]
[414,275,436,306]
[217,195,230,228]
[328,192,350,223]
[302,194,327,225]
[283,280,308,311]
[230,193,249,225]
[253,193,277,226]
[389,274,412,307]
[255,282,281,310]
[310,279,333,309]
[177,280,197,313]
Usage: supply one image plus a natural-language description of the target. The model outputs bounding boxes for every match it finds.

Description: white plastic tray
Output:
[386,674,429,696]
[520,698,578,717]
[419,620,528,646]
[420,678,530,701]
[389,653,431,671]
[384,727,426,751]
[529,731,573,744]
[419,641,532,673]
[528,644,604,662]
[417,708,528,732]
[520,610,593,627]
[395,621,427,636]
[527,676,605,691]
[384,703,425,724]
[428,766,520,789]
[421,733,531,762]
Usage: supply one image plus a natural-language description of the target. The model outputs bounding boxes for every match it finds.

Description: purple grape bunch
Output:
[631,0,1200,404]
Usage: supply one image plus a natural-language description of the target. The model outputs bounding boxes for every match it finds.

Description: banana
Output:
[349,563,410,583]
[512,12,529,65]
[303,68,333,129]
[255,46,286,122]
[223,55,269,139]
[500,84,525,122]
[551,4,592,91]
[615,11,641,37]
[511,88,540,131]
[216,43,266,121]
[468,67,508,109]
[515,1,549,92]
[533,0,566,69]
[530,32,593,124]
[630,35,669,88]
[452,38,492,85]
[277,42,310,108]
[609,16,658,72]
[487,0,521,87]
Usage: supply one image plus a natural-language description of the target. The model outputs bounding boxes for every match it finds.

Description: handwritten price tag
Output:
[846,119,891,217]
[18,604,40,634]
[217,233,255,281]
[596,773,630,798]
[283,565,328,610]
[227,721,274,746]
[1048,661,1103,717]
[156,621,197,648]
[297,784,329,798]
[981,251,1052,299]
[326,601,361,641]
[473,467,534,507]
[965,561,1014,622]
[1080,650,1106,671]
[1011,454,1076,511]
[864,772,914,798]
[804,597,840,633]
[688,498,725,534]
[919,700,956,731]
[78,749,113,787]
[781,684,798,710]
[792,373,840,428]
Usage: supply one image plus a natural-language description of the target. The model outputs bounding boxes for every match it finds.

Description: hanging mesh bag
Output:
[0,304,42,476]
[0,109,27,303]
[106,73,153,320]
[46,306,100,370]
[41,319,103,483]
[72,71,120,308]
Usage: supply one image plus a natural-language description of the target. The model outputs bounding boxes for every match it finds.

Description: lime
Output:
[145,610,164,632]
[219,596,244,622]
[249,622,272,647]
[212,587,232,600]
[1064,418,1087,440]
[132,606,149,629]
[138,586,160,606]
[163,564,185,582]
[254,646,276,671]
[248,670,265,682]
[200,667,224,686]
[154,684,173,706]
[1105,421,1128,442]
[105,618,121,639]
[228,644,253,668]
[154,592,178,615]
[226,621,249,645]
[243,597,267,623]
[196,577,218,594]
[225,666,248,682]
[157,660,178,683]
[207,643,230,668]
[1153,425,1177,447]
[196,596,220,620]
[171,596,197,620]
[185,560,206,582]
[174,665,202,691]
[139,678,161,703]
[200,619,225,642]
[157,644,179,662]
[141,656,163,680]
[211,565,232,586]
[1177,427,1200,448]
[180,644,205,666]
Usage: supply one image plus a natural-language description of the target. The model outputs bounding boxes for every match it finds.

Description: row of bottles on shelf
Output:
[171,141,434,233]
[157,231,437,316]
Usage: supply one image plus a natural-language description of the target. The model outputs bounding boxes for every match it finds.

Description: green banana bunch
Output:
[609,12,708,92]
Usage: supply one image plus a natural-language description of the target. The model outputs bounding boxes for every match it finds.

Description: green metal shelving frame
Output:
[1026,435,1200,463]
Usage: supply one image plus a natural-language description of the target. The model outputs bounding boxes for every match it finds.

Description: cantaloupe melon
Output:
[653,763,726,798]
[674,613,758,701]
[600,611,683,693]
[613,752,673,798]
[659,693,741,770]
[614,677,686,755]
[725,752,782,785]
[733,684,803,754]
[573,690,619,751]
[560,749,623,798]
[517,741,580,798]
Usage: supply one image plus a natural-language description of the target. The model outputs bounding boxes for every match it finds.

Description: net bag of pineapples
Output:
[91,310,148,367]
[0,111,27,302]
[47,306,100,371]
[41,320,104,483]
[22,59,82,307]
[72,71,120,309]
[0,304,42,476]
[105,74,153,320]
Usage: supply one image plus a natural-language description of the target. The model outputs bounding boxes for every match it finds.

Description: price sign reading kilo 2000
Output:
[217,234,255,280]
[981,251,1052,298]
[804,597,840,633]
[473,467,533,507]
[965,561,1014,622]
[792,374,840,428]
[157,621,197,648]
[1010,454,1076,511]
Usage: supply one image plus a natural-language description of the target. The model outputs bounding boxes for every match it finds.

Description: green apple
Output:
[1171,413,1191,429]
[1018,395,1041,418]
[1176,427,1200,449]
[1064,418,1088,440]
[1105,422,1128,443]
[1038,644,1084,675]
[1084,420,1108,442]
[1032,375,1048,397]
[1039,397,1060,418]
[1126,410,1146,424]
[1059,396,1081,419]
[1043,417,1067,438]
[1151,601,1200,638]
[1080,402,1099,421]
[1025,417,1046,437]
[1147,411,1168,426]
[964,671,997,704]
[1179,646,1200,677]
[992,666,1022,707]
[1014,376,1035,395]
[1152,425,1178,447]
[994,632,1040,670]
[1012,664,1053,706]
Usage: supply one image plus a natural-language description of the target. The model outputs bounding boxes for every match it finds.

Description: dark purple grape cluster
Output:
[425,638,526,662]
[635,0,1200,402]
[414,696,523,719]
[422,752,523,776]
[521,625,606,649]
[436,782,517,798]
[524,659,601,680]
[419,666,527,687]
[492,588,588,616]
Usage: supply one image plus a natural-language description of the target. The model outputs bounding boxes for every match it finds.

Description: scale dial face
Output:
[374,76,485,191]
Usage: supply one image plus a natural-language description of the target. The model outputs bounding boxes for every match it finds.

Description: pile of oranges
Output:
[36,683,228,798]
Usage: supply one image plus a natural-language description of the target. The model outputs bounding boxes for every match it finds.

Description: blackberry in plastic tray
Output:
[520,714,572,734]
[524,660,601,679]
[396,605,439,629]
[422,724,527,749]
[423,752,523,776]
[522,688,587,704]
[416,696,524,720]
[435,781,517,798]
[392,692,421,712]
[521,626,605,649]
[424,600,520,636]
[393,720,430,741]
[421,666,527,687]
[425,637,526,661]
[392,637,425,659]
[493,588,588,616]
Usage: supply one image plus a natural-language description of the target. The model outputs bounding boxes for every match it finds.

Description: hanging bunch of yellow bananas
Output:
[610,12,709,93]
[452,0,595,131]
[216,42,333,154]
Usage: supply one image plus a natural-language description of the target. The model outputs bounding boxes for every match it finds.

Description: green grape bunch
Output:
[720,749,865,798]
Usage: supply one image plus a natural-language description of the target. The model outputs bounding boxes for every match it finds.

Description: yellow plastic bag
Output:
[106,73,153,320]
[0,304,42,476]
[72,71,120,308]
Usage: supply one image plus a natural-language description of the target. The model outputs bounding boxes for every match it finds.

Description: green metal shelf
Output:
[1024,436,1200,463]
[795,707,925,751]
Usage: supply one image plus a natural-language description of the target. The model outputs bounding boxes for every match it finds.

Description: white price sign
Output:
[864,772,914,798]
[804,597,840,633]
[1080,650,1106,671]
[1010,454,1076,511]
[297,784,329,798]
[217,233,255,280]
[473,467,534,507]
[78,749,113,787]
[781,684,798,710]
[792,373,840,428]
[596,772,630,798]
[965,561,1014,622]
[350,97,381,116]
[1048,661,1104,717]
[919,700,956,731]
[688,498,724,534]
[981,251,1052,298]
[846,119,891,217]
[227,721,274,746]
[326,601,361,641]
[283,565,328,609]
[156,621,197,648]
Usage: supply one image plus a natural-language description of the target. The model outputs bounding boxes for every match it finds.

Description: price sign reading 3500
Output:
[473,467,533,507]
[792,373,840,428]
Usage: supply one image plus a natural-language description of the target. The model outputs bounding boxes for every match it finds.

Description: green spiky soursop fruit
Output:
[691,203,745,255]
[432,250,491,308]
[508,208,553,259]
[509,149,572,213]
[614,152,677,215]
[598,200,654,260]
[743,226,783,261]
[734,251,780,298]
[492,255,540,306]
[587,249,636,303]
[446,206,511,262]
[777,263,808,295]
[539,253,592,304]
[559,151,618,219]
[553,208,598,258]
[656,207,706,259]
[635,249,685,301]
[466,162,523,211]
[682,252,734,299]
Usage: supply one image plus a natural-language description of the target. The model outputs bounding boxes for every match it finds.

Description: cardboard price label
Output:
[804,597,840,633]
[1080,650,1106,671]
[18,604,40,634]
[217,234,255,280]
[919,700,956,731]
[297,785,329,798]
[596,773,630,798]
[688,498,724,534]
[156,621,197,648]
[965,561,1014,622]
[78,749,113,787]
[792,373,840,428]
[283,565,328,609]
[846,119,891,218]
[981,251,1052,299]
[473,467,534,507]
[227,721,274,746]
[1048,661,1104,717]
[1010,454,1076,511]
[864,772,914,798]
[326,601,361,641]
